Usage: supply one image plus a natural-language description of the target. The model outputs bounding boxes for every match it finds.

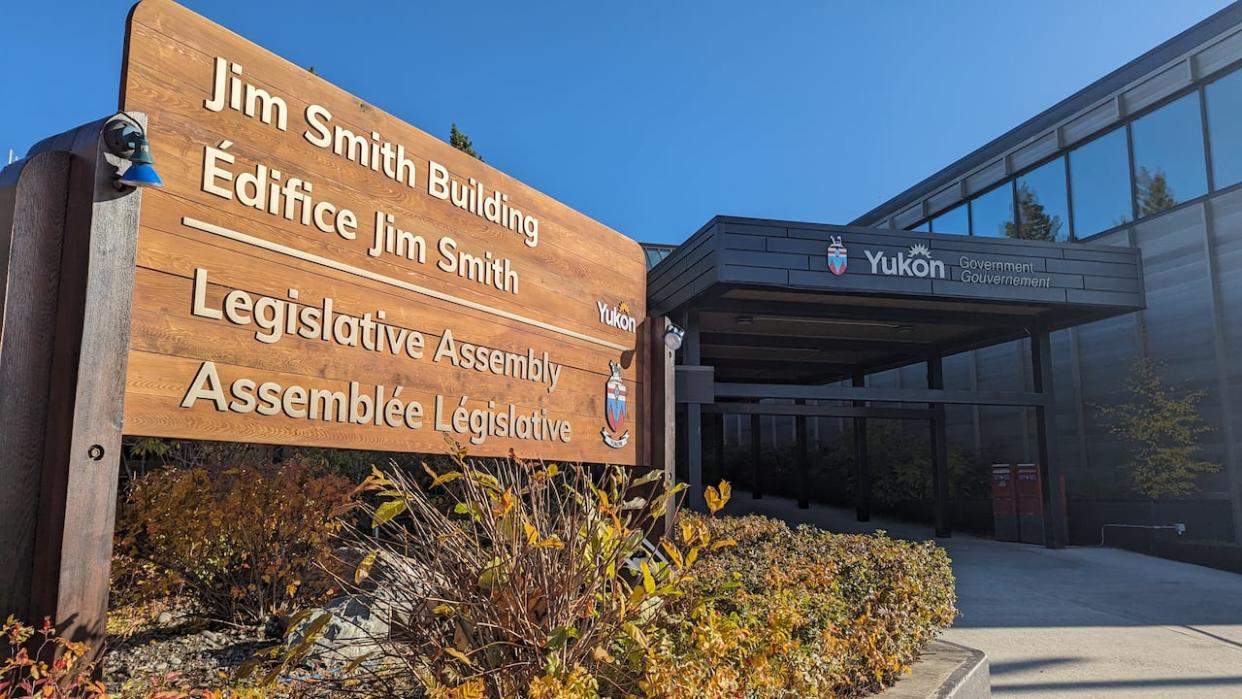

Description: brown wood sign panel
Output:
[120,0,647,464]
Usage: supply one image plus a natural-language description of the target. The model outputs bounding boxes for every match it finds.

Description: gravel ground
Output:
[104,621,274,690]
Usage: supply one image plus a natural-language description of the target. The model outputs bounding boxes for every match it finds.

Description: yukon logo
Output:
[597,300,637,333]
[826,236,848,276]
[865,243,946,279]
[601,361,629,449]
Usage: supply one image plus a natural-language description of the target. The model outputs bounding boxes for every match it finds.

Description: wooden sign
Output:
[121,0,648,464]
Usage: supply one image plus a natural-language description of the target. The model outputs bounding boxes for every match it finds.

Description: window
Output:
[1131,92,1207,216]
[970,182,1014,237]
[1206,68,1242,189]
[1069,127,1131,237]
[929,204,968,235]
[1012,157,1070,241]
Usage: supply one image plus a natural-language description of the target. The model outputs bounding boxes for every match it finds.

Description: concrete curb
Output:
[878,639,990,698]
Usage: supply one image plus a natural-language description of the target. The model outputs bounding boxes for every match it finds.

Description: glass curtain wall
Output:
[910,65,1242,240]
[1130,92,1207,216]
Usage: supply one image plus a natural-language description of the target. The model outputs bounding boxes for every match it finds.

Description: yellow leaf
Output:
[710,538,737,551]
[443,646,475,667]
[431,471,463,488]
[704,480,731,515]
[355,550,379,584]
[534,535,564,549]
[641,560,656,594]
[492,489,515,517]
[660,539,684,568]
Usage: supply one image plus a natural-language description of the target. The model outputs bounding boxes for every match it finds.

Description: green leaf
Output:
[371,499,406,528]
[547,625,579,650]
[630,469,664,487]
[478,556,508,589]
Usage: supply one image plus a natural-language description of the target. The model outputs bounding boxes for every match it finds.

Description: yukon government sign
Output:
[120,0,651,464]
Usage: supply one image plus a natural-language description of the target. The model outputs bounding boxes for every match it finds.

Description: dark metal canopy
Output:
[648,216,1145,384]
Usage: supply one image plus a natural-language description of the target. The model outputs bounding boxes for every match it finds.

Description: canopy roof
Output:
[647,217,1144,384]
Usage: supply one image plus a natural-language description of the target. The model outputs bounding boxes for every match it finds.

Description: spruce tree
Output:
[1098,356,1218,498]
[1005,183,1063,241]
[450,123,483,162]
[1136,167,1176,216]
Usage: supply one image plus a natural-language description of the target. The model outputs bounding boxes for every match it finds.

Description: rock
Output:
[156,611,174,626]
[287,595,389,664]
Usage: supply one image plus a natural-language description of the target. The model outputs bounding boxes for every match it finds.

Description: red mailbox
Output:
[991,464,1019,542]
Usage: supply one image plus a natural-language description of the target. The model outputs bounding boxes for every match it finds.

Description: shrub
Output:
[266,450,691,698]
[254,447,954,699]
[1,616,108,699]
[642,513,958,698]
[113,461,354,625]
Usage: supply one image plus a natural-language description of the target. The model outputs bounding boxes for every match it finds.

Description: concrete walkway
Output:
[723,496,1242,698]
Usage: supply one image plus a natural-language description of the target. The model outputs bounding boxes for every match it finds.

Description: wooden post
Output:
[750,412,763,499]
[0,117,143,657]
[928,354,950,538]
[0,152,73,620]
[852,370,870,522]
[1031,328,1069,549]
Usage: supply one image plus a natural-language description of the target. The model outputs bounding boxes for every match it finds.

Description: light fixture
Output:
[104,114,164,189]
[664,323,685,351]
[734,315,754,326]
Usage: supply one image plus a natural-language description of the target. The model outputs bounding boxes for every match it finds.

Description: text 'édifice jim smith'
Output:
[200,56,535,295]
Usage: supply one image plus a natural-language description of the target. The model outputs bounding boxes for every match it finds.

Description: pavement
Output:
[723,495,1242,699]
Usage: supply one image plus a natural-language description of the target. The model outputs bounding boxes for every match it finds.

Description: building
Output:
[647,2,1242,565]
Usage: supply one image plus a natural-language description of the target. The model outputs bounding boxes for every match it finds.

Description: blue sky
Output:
[0,1,1232,244]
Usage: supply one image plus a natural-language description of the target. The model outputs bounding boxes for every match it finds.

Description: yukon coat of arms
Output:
[827,236,848,276]
[601,360,629,449]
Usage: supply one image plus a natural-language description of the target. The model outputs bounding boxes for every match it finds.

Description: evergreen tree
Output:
[450,123,483,162]
[1098,356,1219,498]
[1005,183,1063,241]
[1136,166,1176,216]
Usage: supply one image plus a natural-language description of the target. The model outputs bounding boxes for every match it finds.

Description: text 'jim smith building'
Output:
[648,2,1242,566]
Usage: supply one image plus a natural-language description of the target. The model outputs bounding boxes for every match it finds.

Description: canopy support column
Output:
[751,412,763,499]
[928,354,951,538]
[853,370,870,522]
[684,311,703,510]
[796,400,810,509]
[1032,327,1069,549]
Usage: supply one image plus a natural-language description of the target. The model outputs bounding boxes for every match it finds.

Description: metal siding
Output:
[1208,189,1242,507]
[1010,132,1060,173]
[1120,60,1195,116]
